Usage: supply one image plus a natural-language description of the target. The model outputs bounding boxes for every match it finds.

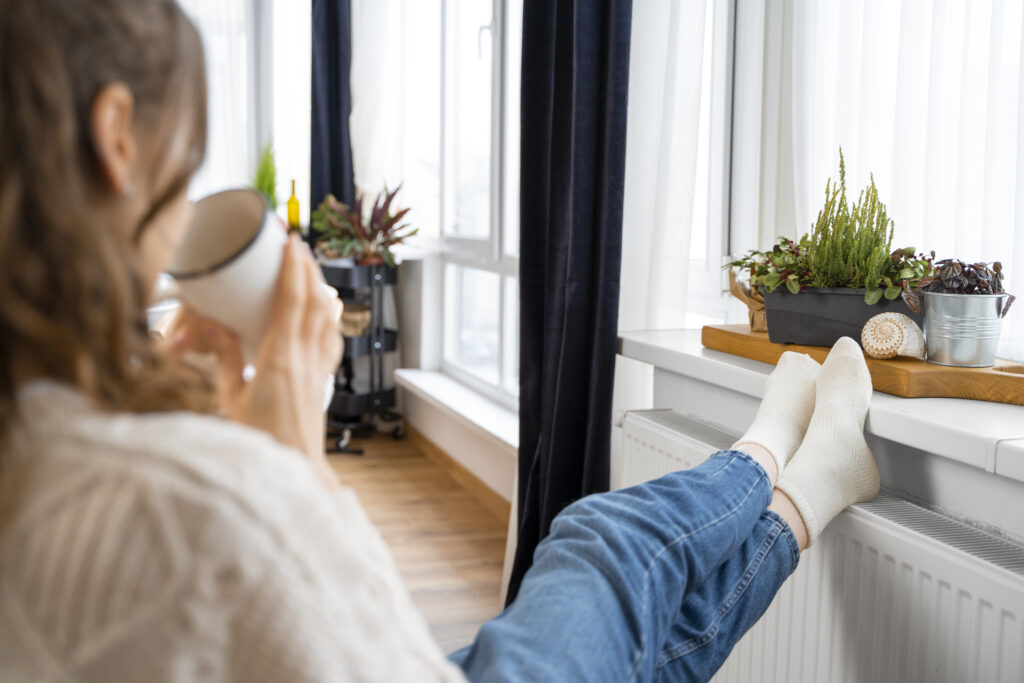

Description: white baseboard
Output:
[395,369,517,502]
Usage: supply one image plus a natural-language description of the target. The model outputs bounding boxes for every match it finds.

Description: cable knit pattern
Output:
[0,381,466,682]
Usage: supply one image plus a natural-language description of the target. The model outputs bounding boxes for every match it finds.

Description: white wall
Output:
[399,387,516,502]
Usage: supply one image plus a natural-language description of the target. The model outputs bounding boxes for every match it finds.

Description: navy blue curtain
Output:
[508,0,633,604]
[310,0,355,225]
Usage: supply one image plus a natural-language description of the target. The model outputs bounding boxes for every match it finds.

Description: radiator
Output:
[619,410,1024,682]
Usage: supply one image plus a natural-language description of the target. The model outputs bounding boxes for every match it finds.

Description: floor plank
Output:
[328,433,507,653]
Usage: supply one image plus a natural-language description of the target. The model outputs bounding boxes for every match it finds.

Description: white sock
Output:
[776,337,881,544]
[733,351,821,476]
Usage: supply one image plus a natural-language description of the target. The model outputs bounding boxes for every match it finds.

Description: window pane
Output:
[503,0,522,256]
[445,265,500,383]
[444,0,493,239]
[688,0,716,264]
[503,276,519,396]
[178,0,251,199]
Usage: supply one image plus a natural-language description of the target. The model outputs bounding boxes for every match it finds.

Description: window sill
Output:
[394,369,518,450]
[618,328,1024,484]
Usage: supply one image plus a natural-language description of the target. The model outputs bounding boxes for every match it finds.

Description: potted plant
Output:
[902,259,1015,367]
[728,151,933,346]
[311,185,418,267]
[252,141,278,210]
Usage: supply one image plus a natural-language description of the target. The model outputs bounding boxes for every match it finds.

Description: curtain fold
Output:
[310,0,356,220]
[610,0,711,488]
[509,0,633,604]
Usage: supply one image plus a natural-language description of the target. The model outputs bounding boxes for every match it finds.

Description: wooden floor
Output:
[328,433,508,653]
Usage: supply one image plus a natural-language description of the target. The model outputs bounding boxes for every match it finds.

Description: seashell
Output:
[861,312,925,360]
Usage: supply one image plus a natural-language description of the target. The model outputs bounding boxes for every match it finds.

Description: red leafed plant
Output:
[311,185,417,267]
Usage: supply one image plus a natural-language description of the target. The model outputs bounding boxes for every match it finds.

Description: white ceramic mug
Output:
[158,188,336,410]
[164,188,287,361]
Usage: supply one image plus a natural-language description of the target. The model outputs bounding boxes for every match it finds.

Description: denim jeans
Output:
[449,450,801,682]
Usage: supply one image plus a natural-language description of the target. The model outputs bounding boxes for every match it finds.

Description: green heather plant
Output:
[728,149,934,304]
[311,185,418,267]
[253,141,278,210]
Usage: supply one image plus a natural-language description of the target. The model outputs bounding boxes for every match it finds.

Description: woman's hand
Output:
[164,235,344,487]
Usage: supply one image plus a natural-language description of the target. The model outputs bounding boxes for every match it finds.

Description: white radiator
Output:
[619,410,1024,683]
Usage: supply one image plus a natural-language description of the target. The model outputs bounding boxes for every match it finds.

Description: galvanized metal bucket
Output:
[921,292,1013,367]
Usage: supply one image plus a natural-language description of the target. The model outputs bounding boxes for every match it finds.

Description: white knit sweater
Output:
[0,381,468,682]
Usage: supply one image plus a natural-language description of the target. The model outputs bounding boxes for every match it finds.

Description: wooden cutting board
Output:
[701,324,1024,407]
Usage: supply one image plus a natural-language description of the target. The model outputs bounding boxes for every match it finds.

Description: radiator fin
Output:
[619,409,1024,682]
[859,495,1024,577]
[711,517,1024,682]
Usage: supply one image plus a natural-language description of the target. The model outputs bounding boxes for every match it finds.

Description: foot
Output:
[775,337,880,544]
[733,351,821,478]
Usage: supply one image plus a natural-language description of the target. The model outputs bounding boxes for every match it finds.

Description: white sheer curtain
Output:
[270,0,312,225]
[612,0,716,482]
[784,0,1024,361]
[177,0,311,221]
[350,0,442,241]
[618,0,706,333]
[177,0,253,199]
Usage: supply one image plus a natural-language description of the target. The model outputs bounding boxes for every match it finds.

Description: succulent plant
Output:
[311,185,417,267]
[903,259,1015,315]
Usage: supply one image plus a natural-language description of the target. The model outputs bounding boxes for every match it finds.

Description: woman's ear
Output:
[90,83,137,195]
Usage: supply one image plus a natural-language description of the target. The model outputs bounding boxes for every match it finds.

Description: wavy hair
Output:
[0,0,216,440]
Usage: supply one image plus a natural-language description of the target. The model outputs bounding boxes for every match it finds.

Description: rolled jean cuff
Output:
[710,449,774,499]
[762,508,801,571]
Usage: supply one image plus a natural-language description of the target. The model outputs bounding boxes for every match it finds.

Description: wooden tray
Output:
[702,324,1024,407]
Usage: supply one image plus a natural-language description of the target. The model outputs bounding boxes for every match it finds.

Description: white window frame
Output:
[685,0,738,326]
[439,0,520,412]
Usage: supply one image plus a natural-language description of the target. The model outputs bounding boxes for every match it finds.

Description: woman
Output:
[0,1,880,681]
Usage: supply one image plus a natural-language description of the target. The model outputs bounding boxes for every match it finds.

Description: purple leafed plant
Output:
[312,185,418,267]
[903,259,1015,315]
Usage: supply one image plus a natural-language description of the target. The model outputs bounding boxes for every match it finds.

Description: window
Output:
[177,0,311,223]
[178,0,254,199]
[646,0,1024,362]
[728,0,1024,360]
[794,0,1024,361]
[618,0,736,333]
[685,0,734,328]
[440,0,521,409]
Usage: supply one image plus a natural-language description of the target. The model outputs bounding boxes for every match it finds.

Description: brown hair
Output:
[0,0,215,438]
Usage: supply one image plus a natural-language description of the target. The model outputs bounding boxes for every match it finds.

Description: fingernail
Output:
[172,329,192,351]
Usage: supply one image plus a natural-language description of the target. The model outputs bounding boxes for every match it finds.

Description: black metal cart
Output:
[320,262,403,454]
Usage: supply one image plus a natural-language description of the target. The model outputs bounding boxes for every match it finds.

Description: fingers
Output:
[300,257,343,374]
[301,260,329,337]
[322,285,345,368]
[156,305,207,355]
[200,319,246,398]
[263,235,342,375]
[320,312,343,373]
[268,235,308,339]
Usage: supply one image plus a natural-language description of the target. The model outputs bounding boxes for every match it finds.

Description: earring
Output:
[122,180,136,198]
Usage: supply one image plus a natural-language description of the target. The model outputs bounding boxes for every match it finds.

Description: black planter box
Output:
[320,261,397,294]
[343,329,398,359]
[763,288,924,347]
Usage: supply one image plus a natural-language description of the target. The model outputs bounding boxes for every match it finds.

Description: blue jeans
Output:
[449,450,800,682]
